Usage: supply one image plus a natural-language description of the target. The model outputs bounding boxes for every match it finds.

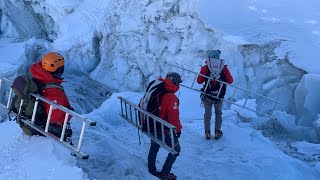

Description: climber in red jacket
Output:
[147,72,182,180]
[30,52,72,128]
[197,50,233,140]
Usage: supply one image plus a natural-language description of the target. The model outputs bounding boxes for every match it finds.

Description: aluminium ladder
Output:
[118,96,178,155]
[0,77,96,159]
[164,62,282,119]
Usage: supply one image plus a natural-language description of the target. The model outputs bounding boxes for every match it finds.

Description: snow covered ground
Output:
[1,88,320,179]
[0,0,320,179]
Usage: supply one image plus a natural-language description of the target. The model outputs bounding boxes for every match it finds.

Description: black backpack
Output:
[201,66,227,102]
[139,79,167,135]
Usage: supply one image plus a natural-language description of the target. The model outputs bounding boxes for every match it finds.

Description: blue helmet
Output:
[208,50,221,59]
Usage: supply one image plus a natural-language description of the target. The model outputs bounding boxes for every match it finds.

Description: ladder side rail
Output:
[148,131,177,155]
[118,97,176,128]
[0,78,93,159]
[32,93,96,126]
[216,93,276,118]
[200,74,281,105]
[215,78,281,104]
[20,118,89,159]
[181,84,276,119]
[118,110,177,154]
[118,97,178,154]
[165,63,281,105]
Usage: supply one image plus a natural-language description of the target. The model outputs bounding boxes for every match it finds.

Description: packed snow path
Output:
[73,89,320,179]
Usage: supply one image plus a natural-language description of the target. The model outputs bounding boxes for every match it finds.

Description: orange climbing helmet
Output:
[41,52,65,72]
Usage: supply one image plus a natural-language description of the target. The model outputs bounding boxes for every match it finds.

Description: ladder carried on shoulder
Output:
[164,62,282,119]
[118,96,178,155]
[0,77,96,159]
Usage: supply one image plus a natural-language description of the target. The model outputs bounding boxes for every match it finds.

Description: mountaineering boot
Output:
[205,130,210,140]
[159,173,177,180]
[215,130,223,140]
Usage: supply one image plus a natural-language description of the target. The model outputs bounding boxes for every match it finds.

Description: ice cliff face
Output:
[0,0,317,130]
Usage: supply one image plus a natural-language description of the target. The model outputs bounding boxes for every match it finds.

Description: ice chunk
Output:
[295,74,320,127]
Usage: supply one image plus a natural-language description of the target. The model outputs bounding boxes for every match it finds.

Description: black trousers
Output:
[148,135,180,175]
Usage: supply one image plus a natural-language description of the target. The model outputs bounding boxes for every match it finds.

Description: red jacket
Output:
[30,61,72,124]
[197,65,233,84]
[197,65,233,100]
[158,78,182,133]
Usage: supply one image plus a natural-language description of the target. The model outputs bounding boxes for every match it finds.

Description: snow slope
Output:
[1,89,320,179]
[0,121,86,180]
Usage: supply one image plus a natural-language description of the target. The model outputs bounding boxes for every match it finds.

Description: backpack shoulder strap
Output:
[41,82,64,91]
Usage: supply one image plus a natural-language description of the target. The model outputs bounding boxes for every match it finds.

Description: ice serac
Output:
[88,0,213,91]
[0,0,47,39]
[295,74,320,127]
[238,40,305,114]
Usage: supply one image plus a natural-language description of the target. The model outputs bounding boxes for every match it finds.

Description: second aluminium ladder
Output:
[118,96,178,155]
[164,62,282,119]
